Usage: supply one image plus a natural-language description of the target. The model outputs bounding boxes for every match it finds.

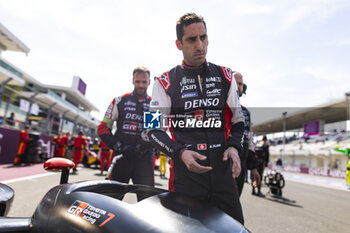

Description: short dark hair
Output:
[176,13,206,41]
[133,66,150,77]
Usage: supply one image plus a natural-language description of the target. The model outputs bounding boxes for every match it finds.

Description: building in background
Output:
[0,21,99,137]
[251,97,350,178]
[0,22,99,164]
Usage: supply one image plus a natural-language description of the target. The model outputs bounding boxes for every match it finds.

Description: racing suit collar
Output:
[132,91,148,102]
[181,60,208,69]
[181,60,211,77]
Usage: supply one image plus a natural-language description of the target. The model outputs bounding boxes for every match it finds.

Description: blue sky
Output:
[0,0,349,124]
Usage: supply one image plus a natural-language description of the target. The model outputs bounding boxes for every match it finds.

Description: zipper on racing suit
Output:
[197,73,214,199]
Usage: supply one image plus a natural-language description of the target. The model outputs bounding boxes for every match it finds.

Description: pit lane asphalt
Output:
[3,165,350,233]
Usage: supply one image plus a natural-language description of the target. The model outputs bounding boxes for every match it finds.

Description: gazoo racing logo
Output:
[184,98,219,110]
[67,200,115,227]
[67,200,88,216]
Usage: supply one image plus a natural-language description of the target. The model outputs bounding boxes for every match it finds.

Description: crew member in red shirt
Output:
[61,132,70,157]
[52,134,60,157]
[53,133,67,157]
[72,131,86,172]
[13,126,30,165]
[99,140,112,175]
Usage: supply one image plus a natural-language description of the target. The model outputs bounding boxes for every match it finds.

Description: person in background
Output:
[61,132,70,158]
[275,158,283,173]
[97,66,154,201]
[13,126,30,165]
[72,131,87,173]
[233,71,261,197]
[6,112,15,126]
[99,140,112,175]
[253,135,270,197]
[52,134,59,157]
[53,133,66,157]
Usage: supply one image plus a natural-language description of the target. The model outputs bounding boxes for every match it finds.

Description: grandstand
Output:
[250,95,350,178]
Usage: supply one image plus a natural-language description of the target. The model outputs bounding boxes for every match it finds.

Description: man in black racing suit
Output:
[98,66,154,201]
[146,13,245,224]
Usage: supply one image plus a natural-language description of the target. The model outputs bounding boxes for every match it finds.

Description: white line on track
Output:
[2,172,57,184]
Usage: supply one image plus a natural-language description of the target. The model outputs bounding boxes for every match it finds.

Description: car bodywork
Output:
[0,158,249,233]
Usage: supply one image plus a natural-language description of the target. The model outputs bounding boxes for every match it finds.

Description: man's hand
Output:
[223,147,241,178]
[180,149,212,173]
[251,168,261,188]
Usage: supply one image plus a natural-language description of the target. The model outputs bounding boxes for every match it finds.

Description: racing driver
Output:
[98,66,154,201]
[146,13,245,224]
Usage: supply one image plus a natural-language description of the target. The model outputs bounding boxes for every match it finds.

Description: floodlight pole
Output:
[282,112,287,160]
[346,92,350,132]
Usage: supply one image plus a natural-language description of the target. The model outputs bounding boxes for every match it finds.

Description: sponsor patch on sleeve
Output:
[220,66,233,83]
[157,72,171,91]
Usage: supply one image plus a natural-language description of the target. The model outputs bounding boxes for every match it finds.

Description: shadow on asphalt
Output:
[263,194,303,208]
[94,173,106,177]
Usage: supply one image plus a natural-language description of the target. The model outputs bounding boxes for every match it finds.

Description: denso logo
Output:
[125,113,143,121]
[184,98,219,110]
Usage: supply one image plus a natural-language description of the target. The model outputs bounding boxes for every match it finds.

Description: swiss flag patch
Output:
[197,144,207,150]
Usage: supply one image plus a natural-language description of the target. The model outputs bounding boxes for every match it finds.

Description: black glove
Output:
[112,141,122,154]
[99,134,118,149]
